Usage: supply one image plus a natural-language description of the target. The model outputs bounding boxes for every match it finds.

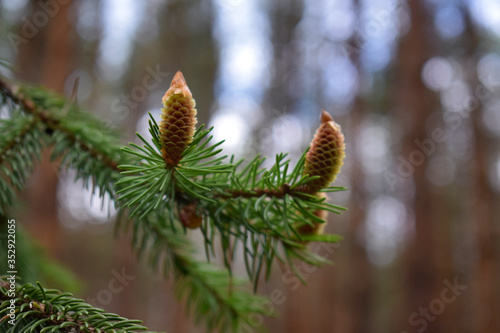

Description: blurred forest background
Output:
[1,0,500,332]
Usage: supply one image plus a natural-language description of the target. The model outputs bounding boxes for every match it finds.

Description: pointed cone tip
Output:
[171,71,186,87]
[320,109,333,123]
[163,71,192,103]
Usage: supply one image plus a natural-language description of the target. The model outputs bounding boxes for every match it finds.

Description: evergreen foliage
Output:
[0,217,82,293]
[0,71,347,332]
[0,278,153,333]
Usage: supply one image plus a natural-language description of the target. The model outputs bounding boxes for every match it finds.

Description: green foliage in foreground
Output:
[0,74,346,332]
[0,278,156,333]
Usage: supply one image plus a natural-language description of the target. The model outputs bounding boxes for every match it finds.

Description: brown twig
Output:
[0,77,119,170]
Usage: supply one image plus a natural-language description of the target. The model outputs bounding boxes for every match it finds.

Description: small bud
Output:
[159,71,197,166]
[179,204,202,229]
[303,110,345,193]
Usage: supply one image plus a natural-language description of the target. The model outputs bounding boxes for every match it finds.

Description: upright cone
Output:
[159,71,197,166]
[303,110,345,193]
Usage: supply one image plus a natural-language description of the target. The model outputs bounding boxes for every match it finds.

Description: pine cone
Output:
[303,110,345,193]
[159,71,197,166]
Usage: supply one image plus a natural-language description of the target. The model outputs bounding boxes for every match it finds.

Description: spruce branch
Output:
[117,213,271,332]
[0,76,131,202]
[0,112,45,214]
[0,278,156,333]
[118,72,347,293]
[0,78,120,170]
[0,69,348,332]
[1,74,271,331]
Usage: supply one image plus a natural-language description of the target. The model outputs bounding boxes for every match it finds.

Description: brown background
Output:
[1,0,499,332]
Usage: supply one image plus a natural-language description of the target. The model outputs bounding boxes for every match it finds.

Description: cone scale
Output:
[297,110,345,236]
[159,71,197,167]
[303,110,345,193]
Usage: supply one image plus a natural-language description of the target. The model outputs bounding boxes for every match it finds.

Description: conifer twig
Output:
[0,77,119,170]
[0,278,153,332]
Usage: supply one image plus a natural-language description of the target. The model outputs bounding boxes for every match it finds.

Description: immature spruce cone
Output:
[179,204,202,229]
[159,71,197,166]
[303,110,345,193]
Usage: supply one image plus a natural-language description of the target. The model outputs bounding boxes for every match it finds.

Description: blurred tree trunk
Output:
[17,0,76,257]
[255,0,305,157]
[338,84,374,333]
[333,1,374,330]
[264,0,304,111]
[463,11,500,333]
[158,0,217,126]
[391,2,445,332]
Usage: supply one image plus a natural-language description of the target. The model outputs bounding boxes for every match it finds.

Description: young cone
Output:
[159,71,197,166]
[179,204,203,229]
[303,109,345,193]
[296,111,344,238]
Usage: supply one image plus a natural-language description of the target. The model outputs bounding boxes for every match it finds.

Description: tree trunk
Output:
[463,11,500,333]
[17,0,76,257]
[392,2,445,332]
[334,3,374,329]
